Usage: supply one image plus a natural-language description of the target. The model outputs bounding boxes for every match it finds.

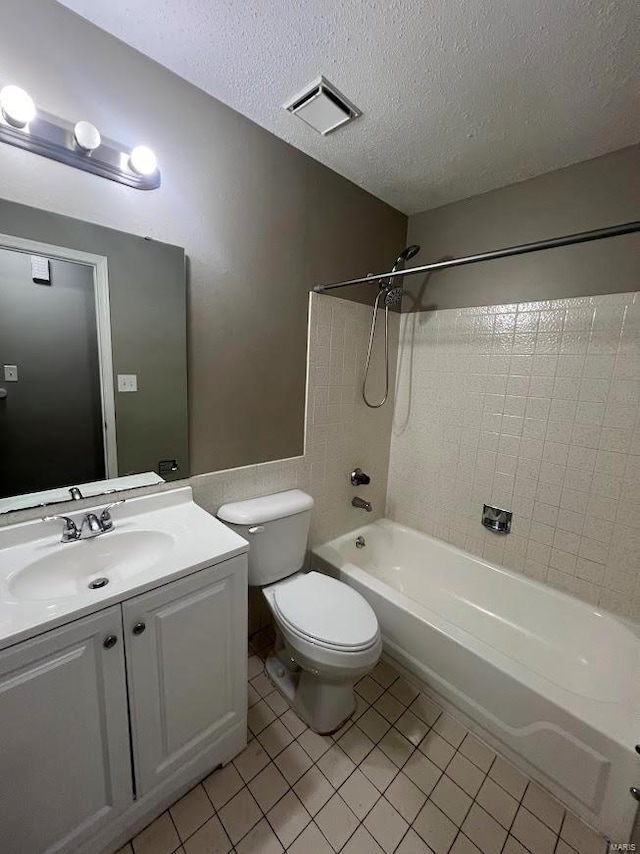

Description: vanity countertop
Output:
[0,487,248,651]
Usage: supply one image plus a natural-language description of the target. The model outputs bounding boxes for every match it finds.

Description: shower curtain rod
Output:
[313,220,640,293]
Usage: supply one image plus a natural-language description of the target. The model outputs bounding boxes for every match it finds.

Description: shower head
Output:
[392,244,421,270]
[388,244,421,278]
[384,286,404,307]
[380,244,421,303]
[364,245,421,408]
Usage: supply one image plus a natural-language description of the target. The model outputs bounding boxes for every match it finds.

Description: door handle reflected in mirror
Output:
[0,388,7,400]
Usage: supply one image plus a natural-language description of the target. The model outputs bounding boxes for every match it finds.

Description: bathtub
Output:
[313,518,640,841]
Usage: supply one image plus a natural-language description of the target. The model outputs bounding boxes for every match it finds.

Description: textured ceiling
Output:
[57,0,639,214]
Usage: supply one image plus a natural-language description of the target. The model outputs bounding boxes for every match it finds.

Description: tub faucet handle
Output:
[350,468,371,486]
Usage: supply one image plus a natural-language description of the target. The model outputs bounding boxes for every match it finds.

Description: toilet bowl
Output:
[263,571,382,733]
[217,490,382,733]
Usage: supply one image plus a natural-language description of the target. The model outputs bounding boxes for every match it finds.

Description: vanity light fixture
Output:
[129,145,158,176]
[0,81,161,190]
[73,120,101,152]
[0,85,36,128]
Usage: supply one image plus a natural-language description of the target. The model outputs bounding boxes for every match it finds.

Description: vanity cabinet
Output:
[0,555,247,854]
[124,557,247,795]
[0,606,133,854]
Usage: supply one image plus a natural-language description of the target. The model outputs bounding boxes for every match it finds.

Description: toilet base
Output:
[265,650,299,704]
[265,651,355,735]
[294,670,356,735]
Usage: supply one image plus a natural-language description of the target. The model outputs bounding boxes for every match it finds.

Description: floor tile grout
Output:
[127,642,608,854]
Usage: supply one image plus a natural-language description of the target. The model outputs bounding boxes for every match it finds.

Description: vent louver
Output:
[284,76,361,135]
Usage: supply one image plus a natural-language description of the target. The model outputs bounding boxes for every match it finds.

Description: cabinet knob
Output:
[103,634,118,649]
[132,622,146,635]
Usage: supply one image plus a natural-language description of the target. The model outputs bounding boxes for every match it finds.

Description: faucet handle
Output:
[43,515,79,542]
[99,499,126,530]
[350,468,371,486]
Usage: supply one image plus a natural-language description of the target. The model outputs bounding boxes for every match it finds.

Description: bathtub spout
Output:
[352,497,372,512]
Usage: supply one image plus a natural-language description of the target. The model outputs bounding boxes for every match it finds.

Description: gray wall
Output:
[0,200,189,481]
[0,249,104,496]
[405,146,639,312]
[0,0,407,475]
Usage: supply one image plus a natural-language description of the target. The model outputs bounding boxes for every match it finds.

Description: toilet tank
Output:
[217,490,314,586]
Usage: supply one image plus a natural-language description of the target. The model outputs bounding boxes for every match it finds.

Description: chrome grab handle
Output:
[43,514,79,542]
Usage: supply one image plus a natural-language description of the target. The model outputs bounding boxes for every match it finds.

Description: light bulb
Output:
[74,120,101,151]
[129,145,157,176]
[0,85,36,128]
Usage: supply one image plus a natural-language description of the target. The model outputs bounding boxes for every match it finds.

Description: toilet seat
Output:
[271,571,379,652]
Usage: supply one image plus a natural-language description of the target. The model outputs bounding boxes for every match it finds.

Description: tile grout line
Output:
[130,647,609,854]
[497,757,533,854]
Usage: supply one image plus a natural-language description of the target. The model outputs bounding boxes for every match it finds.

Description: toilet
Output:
[217,489,382,734]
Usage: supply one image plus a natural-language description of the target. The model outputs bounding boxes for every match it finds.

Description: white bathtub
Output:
[313,518,640,841]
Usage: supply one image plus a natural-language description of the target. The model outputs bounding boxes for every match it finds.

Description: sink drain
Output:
[88,577,109,590]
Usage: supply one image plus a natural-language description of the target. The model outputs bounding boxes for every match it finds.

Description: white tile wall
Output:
[387,292,640,620]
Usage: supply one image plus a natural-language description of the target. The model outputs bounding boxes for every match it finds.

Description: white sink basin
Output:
[8,530,174,601]
[0,487,249,650]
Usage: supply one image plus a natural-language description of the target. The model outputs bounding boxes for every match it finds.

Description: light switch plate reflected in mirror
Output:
[117,374,138,392]
[3,365,18,382]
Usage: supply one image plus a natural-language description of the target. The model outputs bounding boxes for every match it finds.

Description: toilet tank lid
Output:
[217,489,314,525]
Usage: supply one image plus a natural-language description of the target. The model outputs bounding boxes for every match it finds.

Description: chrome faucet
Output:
[44,500,126,543]
[352,496,372,512]
[42,514,79,543]
[69,486,84,500]
[80,513,104,539]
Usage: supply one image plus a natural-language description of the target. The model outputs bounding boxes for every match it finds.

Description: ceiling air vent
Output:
[284,76,361,135]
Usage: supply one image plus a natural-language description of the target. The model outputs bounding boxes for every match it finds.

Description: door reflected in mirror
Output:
[0,220,188,514]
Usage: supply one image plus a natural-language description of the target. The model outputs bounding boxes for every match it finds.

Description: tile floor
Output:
[120,629,608,854]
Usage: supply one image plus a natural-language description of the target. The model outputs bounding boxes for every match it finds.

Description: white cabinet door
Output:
[123,556,247,795]
[0,607,133,854]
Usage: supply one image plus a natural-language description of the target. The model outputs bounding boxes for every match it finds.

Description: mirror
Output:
[0,198,188,514]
